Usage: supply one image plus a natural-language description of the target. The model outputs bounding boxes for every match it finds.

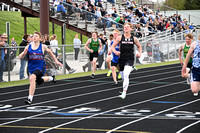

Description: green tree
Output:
[164,0,186,10]
[184,0,200,10]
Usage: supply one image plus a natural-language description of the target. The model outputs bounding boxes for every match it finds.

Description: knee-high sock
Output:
[122,65,132,94]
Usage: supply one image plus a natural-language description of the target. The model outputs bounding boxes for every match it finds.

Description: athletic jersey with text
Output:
[89,38,99,53]
[119,35,134,60]
[28,43,46,74]
[183,43,192,63]
[111,40,120,63]
[192,41,200,68]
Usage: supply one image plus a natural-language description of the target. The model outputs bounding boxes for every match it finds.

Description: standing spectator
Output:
[0,34,6,82]
[50,34,60,57]
[56,2,67,19]
[43,34,50,46]
[19,34,30,80]
[11,37,18,56]
[73,34,81,61]
[98,34,106,70]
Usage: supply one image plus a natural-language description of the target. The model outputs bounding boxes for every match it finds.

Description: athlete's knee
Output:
[29,75,36,82]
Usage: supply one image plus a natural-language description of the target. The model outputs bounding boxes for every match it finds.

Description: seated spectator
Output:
[56,2,67,19]
[96,17,104,28]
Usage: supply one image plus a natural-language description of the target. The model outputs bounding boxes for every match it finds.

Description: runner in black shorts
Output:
[85,31,102,78]
[111,23,142,99]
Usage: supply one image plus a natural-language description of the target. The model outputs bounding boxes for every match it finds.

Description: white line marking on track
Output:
[0,69,181,103]
[106,99,200,133]
[0,65,180,96]
[38,88,190,133]
[0,79,185,126]
[0,74,182,113]
[176,120,200,133]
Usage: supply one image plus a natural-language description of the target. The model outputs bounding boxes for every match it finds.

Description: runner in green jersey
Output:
[179,33,193,83]
[85,31,102,78]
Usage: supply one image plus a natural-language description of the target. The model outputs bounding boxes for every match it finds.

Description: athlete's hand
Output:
[56,60,63,67]
[115,51,120,56]
[136,52,141,58]
[90,49,93,53]
[181,67,186,78]
[180,60,184,66]
[108,51,111,55]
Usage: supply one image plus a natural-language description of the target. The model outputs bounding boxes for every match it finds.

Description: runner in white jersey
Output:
[182,34,200,96]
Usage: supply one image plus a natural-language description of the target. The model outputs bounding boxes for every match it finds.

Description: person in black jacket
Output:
[19,34,30,80]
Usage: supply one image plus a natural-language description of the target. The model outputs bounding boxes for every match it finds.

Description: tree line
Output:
[164,0,200,10]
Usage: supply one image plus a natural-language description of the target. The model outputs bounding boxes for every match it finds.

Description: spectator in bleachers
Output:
[56,2,67,19]
[106,14,114,28]
[131,15,137,25]
[153,16,159,27]
[96,17,104,28]
[165,20,171,29]
[96,7,102,18]
[97,0,103,8]
[108,6,114,17]
[135,23,142,38]
[139,16,146,25]
[189,23,194,30]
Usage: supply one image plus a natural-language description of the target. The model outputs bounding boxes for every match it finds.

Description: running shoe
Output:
[131,66,138,72]
[118,74,122,79]
[114,81,118,85]
[69,69,76,74]
[91,74,95,79]
[194,93,198,96]
[119,92,126,99]
[107,70,112,77]
[24,99,32,105]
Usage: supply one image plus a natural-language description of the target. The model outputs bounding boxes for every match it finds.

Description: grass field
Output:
[0,11,88,52]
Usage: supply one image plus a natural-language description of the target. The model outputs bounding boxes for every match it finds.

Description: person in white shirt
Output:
[73,34,81,60]
[50,34,60,57]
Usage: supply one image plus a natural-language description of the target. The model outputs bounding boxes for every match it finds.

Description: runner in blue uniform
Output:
[108,30,120,85]
[182,34,200,96]
[19,32,62,104]
[111,23,142,99]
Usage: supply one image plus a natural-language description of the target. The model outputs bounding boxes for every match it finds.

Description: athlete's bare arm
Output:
[111,35,121,56]
[44,44,63,67]
[98,39,102,53]
[178,44,185,66]
[85,38,93,53]
[134,37,142,58]
[19,45,29,60]
[182,42,195,76]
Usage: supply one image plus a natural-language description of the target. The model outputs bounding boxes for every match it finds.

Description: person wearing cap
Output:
[111,23,142,99]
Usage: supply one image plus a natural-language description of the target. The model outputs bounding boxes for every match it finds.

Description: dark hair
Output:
[23,34,29,40]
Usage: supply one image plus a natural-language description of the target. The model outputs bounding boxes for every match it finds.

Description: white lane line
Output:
[0,65,180,96]
[1,117,200,121]
[0,79,185,126]
[107,99,200,133]
[0,69,180,103]
[0,74,181,113]
[176,120,200,133]
[38,88,190,133]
